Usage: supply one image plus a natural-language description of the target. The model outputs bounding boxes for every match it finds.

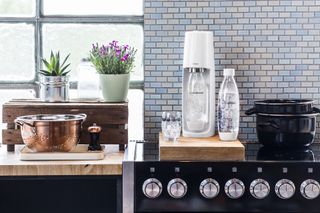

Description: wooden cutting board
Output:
[159,133,245,161]
[20,144,105,161]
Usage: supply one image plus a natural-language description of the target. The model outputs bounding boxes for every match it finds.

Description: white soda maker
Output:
[182,31,215,137]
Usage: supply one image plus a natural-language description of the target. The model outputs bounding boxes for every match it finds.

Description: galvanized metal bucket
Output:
[39,75,69,102]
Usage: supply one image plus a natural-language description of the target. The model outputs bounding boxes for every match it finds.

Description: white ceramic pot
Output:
[99,73,130,102]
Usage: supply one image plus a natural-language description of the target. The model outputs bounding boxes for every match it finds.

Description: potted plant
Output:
[89,40,137,102]
[39,51,71,102]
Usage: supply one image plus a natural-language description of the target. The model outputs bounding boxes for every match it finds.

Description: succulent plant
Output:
[39,51,71,76]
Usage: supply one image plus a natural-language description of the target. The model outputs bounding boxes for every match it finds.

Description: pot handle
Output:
[14,119,35,128]
[258,121,279,129]
[78,113,87,123]
[313,107,320,114]
[245,107,257,115]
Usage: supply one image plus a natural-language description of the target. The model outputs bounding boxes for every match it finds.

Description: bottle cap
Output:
[223,68,235,76]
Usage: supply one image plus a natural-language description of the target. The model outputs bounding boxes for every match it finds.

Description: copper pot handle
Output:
[14,119,35,128]
[77,113,87,123]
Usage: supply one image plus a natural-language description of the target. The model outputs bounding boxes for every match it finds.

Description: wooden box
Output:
[159,133,245,161]
[2,99,128,151]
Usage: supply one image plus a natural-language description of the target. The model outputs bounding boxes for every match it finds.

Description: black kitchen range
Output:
[122,98,320,213]
[123,141,320,213]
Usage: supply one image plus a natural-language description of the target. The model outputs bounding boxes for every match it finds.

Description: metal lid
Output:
[254,99,314,105]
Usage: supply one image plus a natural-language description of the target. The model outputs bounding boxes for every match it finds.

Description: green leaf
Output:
[60,63,70,74]
[41,59,52,73]
[61,70,71,76]
[60,53,70,68]
[39,70,51,76]
[55,52,60,74]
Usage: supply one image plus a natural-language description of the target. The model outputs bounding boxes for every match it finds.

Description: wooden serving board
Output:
[20,144,105,161]
[159,134,245,161]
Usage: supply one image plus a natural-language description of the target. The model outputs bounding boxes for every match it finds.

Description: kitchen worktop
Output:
[0,145,124,176]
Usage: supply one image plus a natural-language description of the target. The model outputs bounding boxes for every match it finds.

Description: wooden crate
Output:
[159,133,245,161]
[2,99,128,151]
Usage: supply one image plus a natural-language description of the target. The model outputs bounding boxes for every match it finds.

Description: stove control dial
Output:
[300,179,320,200]
[199,178,220,199]
[167,178,187,199]
[142,178,163,199]
[275,179,295,199]
[225,178,245,199]
[250,179,270,199]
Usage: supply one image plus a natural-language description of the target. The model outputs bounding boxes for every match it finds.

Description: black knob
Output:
[88,123,102,151]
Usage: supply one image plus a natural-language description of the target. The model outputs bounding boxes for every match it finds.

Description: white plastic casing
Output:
[183,31,214,69]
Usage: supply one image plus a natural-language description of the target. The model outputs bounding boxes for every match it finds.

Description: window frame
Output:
[0,0,144,91]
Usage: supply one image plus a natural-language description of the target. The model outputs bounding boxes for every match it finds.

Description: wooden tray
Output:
[20,144,105,161]
[159,133,245,161]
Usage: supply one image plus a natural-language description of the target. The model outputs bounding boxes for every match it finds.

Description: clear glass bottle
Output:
[77,58,100,100]
[217,68,239,141]
[185,68,209,132]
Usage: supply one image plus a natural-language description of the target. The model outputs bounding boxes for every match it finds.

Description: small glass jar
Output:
[77,58,100,100]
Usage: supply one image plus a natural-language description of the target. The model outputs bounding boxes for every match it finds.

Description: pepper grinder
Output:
[88,123,102,151]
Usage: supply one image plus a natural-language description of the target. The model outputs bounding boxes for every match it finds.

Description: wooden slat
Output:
[3,107,128,124]
[3,128,127,145]
[5,98,128,105]
[159,134,245,161]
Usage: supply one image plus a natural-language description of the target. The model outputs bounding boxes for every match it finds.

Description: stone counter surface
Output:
[0,145,124,176]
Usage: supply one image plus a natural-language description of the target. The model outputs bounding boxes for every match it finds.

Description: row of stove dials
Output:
[142,178,320,200]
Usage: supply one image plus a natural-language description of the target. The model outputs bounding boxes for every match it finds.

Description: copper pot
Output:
[15,114,87,152]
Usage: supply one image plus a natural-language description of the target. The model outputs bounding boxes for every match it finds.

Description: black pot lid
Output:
[254,99,314,105]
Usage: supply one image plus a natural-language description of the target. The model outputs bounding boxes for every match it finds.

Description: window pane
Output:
[127,89,144,140]
[42,24,143,81]
[43,0,143,16]
[0,0,35,17]
[0,23,35,81]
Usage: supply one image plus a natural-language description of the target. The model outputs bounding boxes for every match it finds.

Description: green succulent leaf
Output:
[60,53,70,68]
[39,50,71,76]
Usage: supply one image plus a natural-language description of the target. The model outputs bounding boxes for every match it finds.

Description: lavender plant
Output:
[89,40,137,75]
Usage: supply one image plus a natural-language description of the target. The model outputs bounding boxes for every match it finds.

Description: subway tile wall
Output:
[144,0,320,158]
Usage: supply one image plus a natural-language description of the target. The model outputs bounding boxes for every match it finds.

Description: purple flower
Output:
[116,49,121,57]
[121,53,129,61]
[92,43,99,51]
[99,46,107,56]
[109,40,118,48]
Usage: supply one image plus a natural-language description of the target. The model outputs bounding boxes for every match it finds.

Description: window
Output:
[0,0,144,140]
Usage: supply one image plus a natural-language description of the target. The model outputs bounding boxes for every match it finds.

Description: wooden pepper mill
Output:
[88,123,102,151]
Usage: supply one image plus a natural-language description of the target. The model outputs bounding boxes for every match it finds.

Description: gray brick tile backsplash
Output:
[143,0,320,145]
